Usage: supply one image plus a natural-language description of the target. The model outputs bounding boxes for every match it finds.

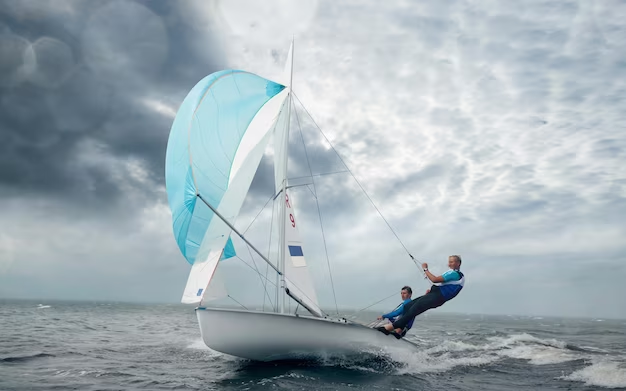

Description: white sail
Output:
[270,40,323,317]
[182,247,226,304]
[282,190,323,317]
[201,262,228,302]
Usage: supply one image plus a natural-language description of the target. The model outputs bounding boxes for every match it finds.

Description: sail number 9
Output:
[286,194,295,226]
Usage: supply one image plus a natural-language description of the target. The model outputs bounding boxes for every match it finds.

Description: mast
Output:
[278,39,294,314]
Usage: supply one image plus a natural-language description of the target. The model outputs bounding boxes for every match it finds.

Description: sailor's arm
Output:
[380,305,404,320]
[421,263,444,283]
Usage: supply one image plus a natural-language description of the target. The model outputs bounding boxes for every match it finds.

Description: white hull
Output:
[196,307,419,362]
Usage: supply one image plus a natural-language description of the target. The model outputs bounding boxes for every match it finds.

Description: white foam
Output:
[499,345,578,365]
[255,372,318,386]
[393,349,498,374]
[37,304,51,309]
[484,333,583,365]
[186,339,212,351]
[185,339,240,361]
[427,340,483,353]
[562,360,626,389]
[487,333,568,350]
[378,343,498,375]
[391,332,588,375]
[53,369,99,378]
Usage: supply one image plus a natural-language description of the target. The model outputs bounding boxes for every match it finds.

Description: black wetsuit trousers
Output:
[391,289,446,330]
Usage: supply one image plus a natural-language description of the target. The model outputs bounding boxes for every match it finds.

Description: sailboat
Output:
[164,41,421,361]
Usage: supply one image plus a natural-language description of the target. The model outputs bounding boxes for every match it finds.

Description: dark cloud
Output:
[247,152,276,200]
[0,0,223,211]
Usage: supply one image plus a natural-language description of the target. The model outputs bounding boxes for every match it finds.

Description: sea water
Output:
[1,299,625,390]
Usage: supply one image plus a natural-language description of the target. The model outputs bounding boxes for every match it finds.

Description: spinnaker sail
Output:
[165,70,288,304]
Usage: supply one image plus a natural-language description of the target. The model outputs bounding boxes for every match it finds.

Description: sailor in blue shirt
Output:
[377,286,414,337]
[378,255,465,336]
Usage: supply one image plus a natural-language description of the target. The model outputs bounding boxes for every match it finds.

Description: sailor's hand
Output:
[425,289,430,294]
[377,316,383,320]
[421,262,428,269]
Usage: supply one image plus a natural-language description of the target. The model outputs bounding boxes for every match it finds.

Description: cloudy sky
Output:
[1,0,625,319]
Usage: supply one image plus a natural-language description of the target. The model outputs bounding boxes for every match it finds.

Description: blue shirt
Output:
[382,298,414,330]
[436,269,465,300]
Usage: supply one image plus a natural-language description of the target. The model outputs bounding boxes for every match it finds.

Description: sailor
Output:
[377,255,465,336]
[376,286,414,338]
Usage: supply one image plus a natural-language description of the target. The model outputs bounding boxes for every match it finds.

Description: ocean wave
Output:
[578,345,611,354]
[498,344,579,365]
[386,332,602,374]
[186,331,621,385]
[1,353,56,363]
[394,350,498,374]
[53,369,102,378]
[561,360,626,389]
[486,333,568,350]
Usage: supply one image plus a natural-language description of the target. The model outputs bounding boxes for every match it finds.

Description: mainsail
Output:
[280,190,323,317]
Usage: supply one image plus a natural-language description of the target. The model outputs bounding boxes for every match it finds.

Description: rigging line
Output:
[305,184,317,199]
[197,194,281,276]
[242,193,275,235]
[292,92,418,264]
[264,198,276,312]
[293,99,339,315]
[274,199,279,312]
[288,171,350,182]
[262,260,270,312]
[227,294,248,310]
[245,243,276,309]
[234,255,277,289]
[283,275,329,318]
[338,290,400,318]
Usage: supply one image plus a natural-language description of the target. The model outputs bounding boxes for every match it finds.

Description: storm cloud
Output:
[1,0,625,319]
